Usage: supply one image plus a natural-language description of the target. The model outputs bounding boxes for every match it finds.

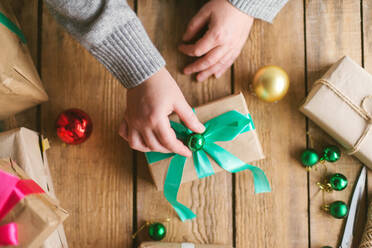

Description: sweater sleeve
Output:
[229,0,289,23]
[44,0,165,88]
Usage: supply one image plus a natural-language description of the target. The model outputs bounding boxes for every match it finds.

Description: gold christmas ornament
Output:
[252,65,290,102]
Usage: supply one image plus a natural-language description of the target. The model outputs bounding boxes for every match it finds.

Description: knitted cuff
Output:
[90,18,166,88]
[229,0,288,23]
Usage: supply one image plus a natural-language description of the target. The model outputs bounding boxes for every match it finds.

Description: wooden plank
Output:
[40,5,134,248]
[233,0,308,248]
[1,0,39,130]
[305,1,362,247]
[364,0,372,200]
[136,0,233,245]
[363,0,372,244]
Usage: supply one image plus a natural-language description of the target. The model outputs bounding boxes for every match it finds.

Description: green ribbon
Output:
[0,11,26,43]
[146,110,271,221]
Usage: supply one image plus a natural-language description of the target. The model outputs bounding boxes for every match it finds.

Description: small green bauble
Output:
[329,173,348,191]
[323,146,341,163]
[321,246,332,248]
[301,149,319,167]
[187,133,205,152]
[329,201,348,219]
[148,222,166,241]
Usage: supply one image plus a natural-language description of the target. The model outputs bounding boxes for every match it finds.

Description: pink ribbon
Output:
[0,168,44,246]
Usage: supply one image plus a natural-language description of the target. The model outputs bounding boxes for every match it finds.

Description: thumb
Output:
[174,100,205,133]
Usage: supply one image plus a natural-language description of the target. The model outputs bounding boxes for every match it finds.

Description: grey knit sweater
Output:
[45,0,288,88]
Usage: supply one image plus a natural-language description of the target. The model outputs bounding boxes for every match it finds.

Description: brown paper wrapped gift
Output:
[0,128,69,247]
[147,93,265,190]
[300,56,372,168]
[0,158,68,248]
[0,2,48,120]
[139,242,232,248]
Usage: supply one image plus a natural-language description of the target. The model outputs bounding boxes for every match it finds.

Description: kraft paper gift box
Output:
[300,56,372,168]
[0,2,48,120]
[146,93,265,191]
[0,127,69,248]
[0,158,68,248]
[139,242,232,248]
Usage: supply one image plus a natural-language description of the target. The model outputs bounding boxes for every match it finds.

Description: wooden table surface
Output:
[2,0,372,247]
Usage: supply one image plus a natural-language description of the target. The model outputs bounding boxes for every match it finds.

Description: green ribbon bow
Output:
[0,11,26,43]
[145,110,271,222]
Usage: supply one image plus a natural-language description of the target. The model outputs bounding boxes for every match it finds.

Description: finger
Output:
[174,100,205,134]
[182,8,211,42]
[214,52,239,78]
[179,29,218,57]
[128,128,150,152]
[118,120,129,140]
[197,56,234,82]
[142,129,171,154]
[155,119,192,157]
[183,46,226,75]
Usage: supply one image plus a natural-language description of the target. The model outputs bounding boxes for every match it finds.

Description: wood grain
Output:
[233,0,308,247]
[5,1,371,247]
[136,0,232,246]
[305,1,363,247]
[1,0,39,131]
[363,1,372,242]
[40,5,133,248]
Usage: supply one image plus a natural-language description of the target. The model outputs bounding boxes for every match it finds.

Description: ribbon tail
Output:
[193,150,215,179]
[164,154,196,221]
[0,223,18,246]
[204,143,271,193]
[0,12,26,43]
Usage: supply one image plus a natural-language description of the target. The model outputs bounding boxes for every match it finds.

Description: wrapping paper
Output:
[359,201,372,248]
[300,56,372,168]
[0,158,68,248]
[147,93,265,191]
[139,242,232,248]
[0,127,69,247]
[0,2,48,120]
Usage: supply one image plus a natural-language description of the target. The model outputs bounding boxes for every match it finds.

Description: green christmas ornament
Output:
[323,146,341,163]
[328,201,348,219]
[187,133,205,152]
[328,173,348,191]
[301,149,319,167]
[148,222,166,241]
[321,246,332,248]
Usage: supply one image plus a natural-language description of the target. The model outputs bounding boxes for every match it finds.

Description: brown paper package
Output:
[0,128,69,248]
[359,201,372,248]
[0,2,48,120]
[139,242,232,248]
[147,93,265,191]
[300,56,372,169]
[0,159,68,248]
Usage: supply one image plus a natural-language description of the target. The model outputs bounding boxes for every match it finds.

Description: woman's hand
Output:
[119,67,205,156]
[179,0,254,81]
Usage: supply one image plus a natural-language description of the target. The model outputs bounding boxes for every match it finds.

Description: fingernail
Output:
[184,68,191,75]
[198,123,206,133]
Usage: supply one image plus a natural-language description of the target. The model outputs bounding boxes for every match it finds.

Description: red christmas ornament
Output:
[56,108,93,144]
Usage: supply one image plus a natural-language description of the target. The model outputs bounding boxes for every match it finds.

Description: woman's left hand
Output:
[179,0,254,82]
